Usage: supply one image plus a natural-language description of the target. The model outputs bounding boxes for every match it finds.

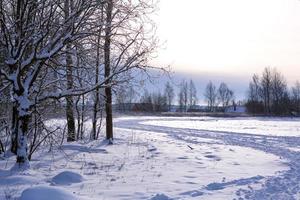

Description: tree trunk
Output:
[65,0,76,142]
[11,104,19,154]
[16,113,30,164]
[104,0,113,142]
[66,44,76,142]
[14,93,30,167]
[66,95,76,141]
[80,95,85,139]
[75,96,81,140]
[92,34,101,140]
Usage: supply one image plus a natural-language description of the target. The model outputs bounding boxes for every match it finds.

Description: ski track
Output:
[115,118,300,200]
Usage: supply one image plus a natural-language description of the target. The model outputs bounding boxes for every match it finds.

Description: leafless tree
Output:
[152,91,167,112]
[248,74,260,102]
[217,82,234,111]
[271,69,288,114]
[0,0,159,166]
[188,80,197,109]
[64,0,76,142]
[178,80,188,112]
[102,0,159,142]
[246,74,264,113]
[291,81,300,113]
[0,0,98,166]
[204,81,217,112]
[261,67,273,114]
[115,84,136,112]
[247,67,291,115]
[164,81,174,111]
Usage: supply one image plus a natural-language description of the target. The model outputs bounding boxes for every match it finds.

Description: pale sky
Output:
[153,0,300,84]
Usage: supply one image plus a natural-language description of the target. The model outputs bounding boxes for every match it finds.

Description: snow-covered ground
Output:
[141,117,300,137]
[1,116,300,199]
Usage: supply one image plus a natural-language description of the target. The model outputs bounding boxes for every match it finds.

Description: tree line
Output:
[246,67,300,115]
[116,68,300,116]
[115,79,236,113]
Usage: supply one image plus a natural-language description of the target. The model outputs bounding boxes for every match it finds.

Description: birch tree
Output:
[178,80,188,112]
[188,80,197,109]
[164,81,174,111]
[204,81,217,112]
[217,82,234,110]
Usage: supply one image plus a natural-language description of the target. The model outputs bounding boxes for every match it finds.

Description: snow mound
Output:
[150,193,173,200]
[20,186,79,200]
[51,171,84,185]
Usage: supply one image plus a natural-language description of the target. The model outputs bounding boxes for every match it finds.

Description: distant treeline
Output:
[115,80,238,113]
[115,67,300,116]
[246,67,300,116]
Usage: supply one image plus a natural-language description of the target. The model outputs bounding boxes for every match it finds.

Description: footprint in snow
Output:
[180,190,204,197]
[205,175,264,191]
[204,154,221,161]
[177,156,189,160]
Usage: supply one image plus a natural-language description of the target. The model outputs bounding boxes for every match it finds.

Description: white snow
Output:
[20,186,80,200]
[141,117,300,136]
[51,171,84,185]
[1,116,299,199]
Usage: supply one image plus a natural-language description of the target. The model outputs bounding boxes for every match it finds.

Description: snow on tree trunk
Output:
[65,0,76,142]
[14,93,31,168]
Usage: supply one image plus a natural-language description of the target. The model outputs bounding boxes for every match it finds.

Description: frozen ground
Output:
[0,116,300,199]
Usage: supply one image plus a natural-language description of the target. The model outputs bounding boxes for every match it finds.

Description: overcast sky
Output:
[152,0,300,89]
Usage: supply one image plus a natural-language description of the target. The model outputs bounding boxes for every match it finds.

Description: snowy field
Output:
[1,116,300,199]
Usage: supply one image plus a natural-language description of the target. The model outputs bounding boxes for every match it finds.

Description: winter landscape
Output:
[1,0,300,199]
[1,116,300,199]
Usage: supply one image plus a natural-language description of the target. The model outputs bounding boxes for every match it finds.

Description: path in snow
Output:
[115,116,300,199]
[0,116,297,200]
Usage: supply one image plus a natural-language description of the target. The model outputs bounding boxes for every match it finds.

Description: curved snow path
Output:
[115,117,300,199]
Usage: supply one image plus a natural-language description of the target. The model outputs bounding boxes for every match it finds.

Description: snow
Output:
[20,186,79,200]
[1,116,300,199]
[51,171,84,185]
[141,116,300,136]
[150,193,172,200]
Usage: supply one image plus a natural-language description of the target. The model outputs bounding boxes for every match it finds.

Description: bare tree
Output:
[261,67,273,114]
[115,85,136,111]
[139,89,153,112]
[0,0,97,166]
[91,4,104,141]
[188,80,197,110]
[164,81,174,111]
[271,69,288,114]
[291,81,300,113]
[217,82,234,111]
[178,80,188,112]
[0,0,159,165]
[248,74,260,102]
[64,0,76,142]
[247,67,291,115]
[246,74,264,113]
[104,0,113,142]
[102,0,159,142]
[204,81,217,112]
[152,91,167,112]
